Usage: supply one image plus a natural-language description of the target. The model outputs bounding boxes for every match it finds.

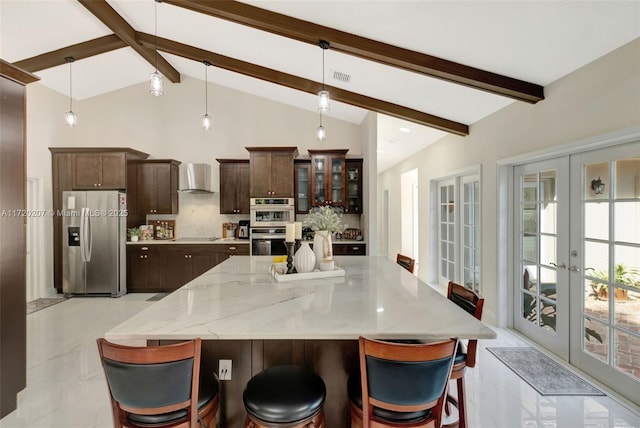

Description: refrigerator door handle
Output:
[80,207,91,262]
[80,208,86,262]
[86,208,93,262]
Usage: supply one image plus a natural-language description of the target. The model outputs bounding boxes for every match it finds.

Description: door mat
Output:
[147,293,170,301]
[27,297,68,315]
[487,347,604,396]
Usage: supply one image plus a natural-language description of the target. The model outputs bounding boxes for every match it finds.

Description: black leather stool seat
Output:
[128,373,219,425]
[243,365,326,424]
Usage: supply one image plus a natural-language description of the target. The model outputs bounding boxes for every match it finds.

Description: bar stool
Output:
[243,365,326,428]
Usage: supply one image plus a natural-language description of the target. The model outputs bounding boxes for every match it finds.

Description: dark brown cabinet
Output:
[134,160,180,215]
[72,152,128,189]
[247,147,298,197]
[50,147,149,291]
[308,149,348,207]
[345,159,363,214]
[163,246,216,291]
[217,159,250,214]
[0,61,38,418]
[126,243,250,292]
[294,160,311,213]
[332,243,366,255]
[126,245,164,292]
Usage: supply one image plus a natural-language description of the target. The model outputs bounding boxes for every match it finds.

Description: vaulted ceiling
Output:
[2,1,639,171]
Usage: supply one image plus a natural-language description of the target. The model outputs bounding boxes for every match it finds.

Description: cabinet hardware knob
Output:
[140,255,144,259]
[353,247,358,250]
[229,247,236,250]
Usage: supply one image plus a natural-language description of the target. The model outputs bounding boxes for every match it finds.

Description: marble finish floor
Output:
[1,293,639,428]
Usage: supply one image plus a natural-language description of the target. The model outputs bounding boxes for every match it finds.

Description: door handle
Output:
[550,262,566,269]
[569,266,580,272]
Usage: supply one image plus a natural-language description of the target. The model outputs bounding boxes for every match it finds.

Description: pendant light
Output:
[317,40,330,112]
[149,0,164,96]
[64,57,77,127]
[315,40,330,141]
[201,61,212,131]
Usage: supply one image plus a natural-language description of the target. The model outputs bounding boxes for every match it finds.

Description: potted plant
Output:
[588,263,640,301]
[127,227,141,242]
[305,206,343,268]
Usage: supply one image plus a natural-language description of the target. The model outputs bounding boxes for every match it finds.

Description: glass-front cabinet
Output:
[345,159,363,213]
[294,160,311,213]
[309,149,348,208]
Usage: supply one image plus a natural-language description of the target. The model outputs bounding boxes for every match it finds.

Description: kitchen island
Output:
[106,256,495,427]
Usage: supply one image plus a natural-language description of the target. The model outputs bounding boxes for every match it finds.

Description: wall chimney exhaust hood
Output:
[180,163,213,193]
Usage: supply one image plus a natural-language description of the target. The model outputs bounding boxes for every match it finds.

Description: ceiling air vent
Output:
[331,70,351,83]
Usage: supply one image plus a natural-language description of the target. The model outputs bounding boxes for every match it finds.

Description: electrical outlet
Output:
[219,359,232,381]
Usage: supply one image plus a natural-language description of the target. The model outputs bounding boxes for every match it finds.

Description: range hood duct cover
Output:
[180,163,213,193]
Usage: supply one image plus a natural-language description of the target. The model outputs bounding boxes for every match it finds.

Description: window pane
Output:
[614,158,640,199]
[523,265,537,292]
[584,279,609,321]
[614,330,640,380]
[584,317,609,363]
[614,288,639,334]
[522,293,537,324]
[540,302,556,333]
[539,267,557,300]
[614,202,640,244]
[540,171,556,202]
[613,245,640,281]
[585,162,609,201]
[540,235,557,267]
[585,202,609,240]
[540,202,556,234]
[522,233,538,263]
[584,241,609,277]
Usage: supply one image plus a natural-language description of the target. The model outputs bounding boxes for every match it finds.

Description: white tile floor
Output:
[1,293,639,428]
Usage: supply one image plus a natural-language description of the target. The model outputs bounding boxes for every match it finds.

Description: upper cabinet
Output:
[71,152,127,189]
[294,160,311,214]
[133,160,180,215]
[217,159,250,214]
[308,149,348,208]
[247,147,298,197]
[345,159,363,214]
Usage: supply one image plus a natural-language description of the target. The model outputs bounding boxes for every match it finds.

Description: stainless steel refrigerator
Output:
[62,191,127,297]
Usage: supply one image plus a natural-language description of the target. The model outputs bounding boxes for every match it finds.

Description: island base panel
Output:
[158,339,358,428]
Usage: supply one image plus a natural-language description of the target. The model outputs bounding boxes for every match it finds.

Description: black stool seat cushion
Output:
[347,373,429,423]
[243,365,326,424]
[128,372,219,425]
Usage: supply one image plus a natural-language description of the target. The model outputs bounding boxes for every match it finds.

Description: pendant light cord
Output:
[154,0,158,72]
[69,60,72,111]
[205,62,208,113]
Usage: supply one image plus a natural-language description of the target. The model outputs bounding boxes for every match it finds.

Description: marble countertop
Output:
[106,256,495,344]
[126,238,250,245]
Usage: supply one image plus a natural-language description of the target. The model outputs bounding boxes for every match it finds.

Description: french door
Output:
[513,141,640,404]
[568,142,640,404]
[513,158,570,360]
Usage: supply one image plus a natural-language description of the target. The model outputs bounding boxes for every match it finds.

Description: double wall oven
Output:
[249,198,294,255]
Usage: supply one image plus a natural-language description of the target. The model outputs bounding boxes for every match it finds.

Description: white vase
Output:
[294,242,316,273]
[313,230,333,269]
[130,235,139,242]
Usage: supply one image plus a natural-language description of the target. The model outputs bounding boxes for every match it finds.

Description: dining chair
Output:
[348,336,458,428]
[96,337,219,428]
[445,281,485,428]
[396,253,416,274]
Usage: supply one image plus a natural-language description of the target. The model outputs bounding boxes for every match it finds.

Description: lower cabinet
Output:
[126,245,164,293]
[127,243,250,292]
[307,242,367,256]
[332,243,366,256]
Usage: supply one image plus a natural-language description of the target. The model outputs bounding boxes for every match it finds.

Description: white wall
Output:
[378,38,640,325]
[26,76,363,292]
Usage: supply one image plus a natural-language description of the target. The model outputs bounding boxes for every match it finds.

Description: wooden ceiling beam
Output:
[78,0,180,83]
[164,0,544,103]
[13,34,126,72]
[137,32,468,135]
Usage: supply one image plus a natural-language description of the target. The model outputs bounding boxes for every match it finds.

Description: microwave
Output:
[249,198,295,227]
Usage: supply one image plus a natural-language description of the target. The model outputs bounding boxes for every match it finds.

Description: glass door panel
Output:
[514,159,569,359]
[330,158,343,204]
[313,157,325,204]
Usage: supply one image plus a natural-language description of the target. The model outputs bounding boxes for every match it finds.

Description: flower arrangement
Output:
[304,206,343,233]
